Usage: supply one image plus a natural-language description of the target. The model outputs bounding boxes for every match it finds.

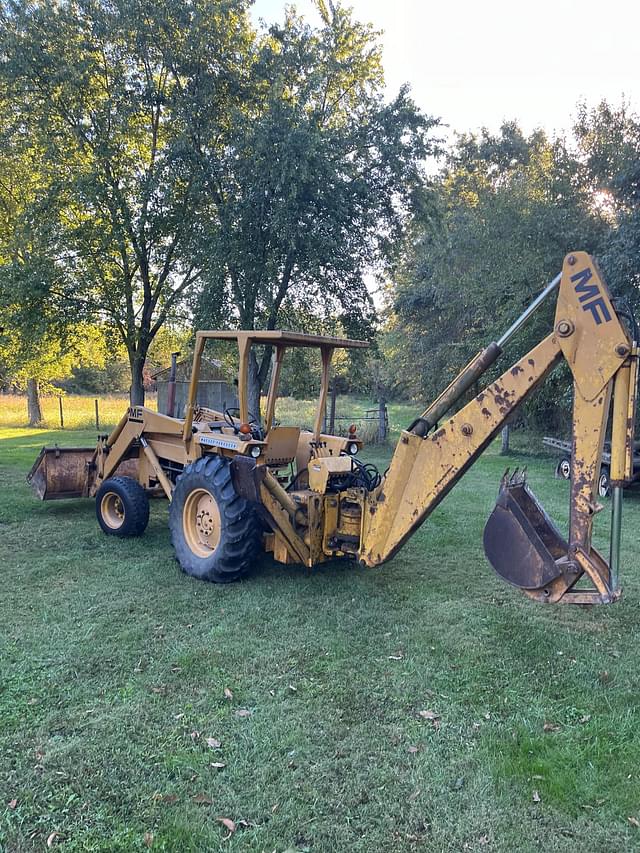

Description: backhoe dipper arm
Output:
[360,253,636,605]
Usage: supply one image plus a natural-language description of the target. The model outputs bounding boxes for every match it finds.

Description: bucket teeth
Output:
[500,467,528,489]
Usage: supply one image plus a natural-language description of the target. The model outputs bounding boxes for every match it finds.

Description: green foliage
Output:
[385,122,607,430]
[574,101,640,314]
[193,3,439,403]
[0,0,253,401]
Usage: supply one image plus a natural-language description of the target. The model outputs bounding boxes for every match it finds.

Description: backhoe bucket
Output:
[27,446,96,500]
[483,472,568,590]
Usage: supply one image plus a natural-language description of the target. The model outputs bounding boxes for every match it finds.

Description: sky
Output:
[251,0,640,140]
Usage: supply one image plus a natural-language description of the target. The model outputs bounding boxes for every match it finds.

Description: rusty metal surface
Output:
[361,334,562,567]
[27,446,96,500]
[554,252,629,401]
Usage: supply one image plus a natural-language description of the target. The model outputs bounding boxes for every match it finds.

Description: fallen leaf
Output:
[579,714,591,724]
[629,816,640,828]
[453,777,465,790]
[408,788,421,802]
[388,654,404,661]
[418,709,439,721]
[478,835,490,846]
[210,762,226,770]
[271,803,279,813]
[28,698,38,705]
[174,713,185,720]
[143,832,154,848]
[532,774,544,781]
[224,688,233,700]
[152,793,178,804]
[171,666,182,673]
[46,831,59,847]
[192,794,213,805]
[599,670,611,683]
[543,722,561,733]
[190,731,201,741]
[235,709,251,718]
[408,745,419,754]
[206,737,221,749]
[532,790,541,803]
[288,684,297,692]
[151,686,166,695]
[218,817,236,837]
[8,799,17,810]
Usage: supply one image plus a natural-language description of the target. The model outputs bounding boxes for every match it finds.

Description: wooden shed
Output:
[153,357,238,417]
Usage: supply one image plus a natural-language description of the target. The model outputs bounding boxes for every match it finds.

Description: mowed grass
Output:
[1,426,640,852]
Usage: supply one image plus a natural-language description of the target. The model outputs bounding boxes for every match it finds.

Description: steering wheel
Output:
[223,407,264,440]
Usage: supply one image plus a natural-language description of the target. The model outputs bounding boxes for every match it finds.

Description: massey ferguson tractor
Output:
[29,253,638,605]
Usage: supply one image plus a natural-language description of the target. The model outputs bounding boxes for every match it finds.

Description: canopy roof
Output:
[195,330,369,349]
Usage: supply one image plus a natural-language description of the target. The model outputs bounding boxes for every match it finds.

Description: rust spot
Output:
[511,365,524,376]
[528,358,535,366]
[481,407,491,417]
[477,393,485,403]
[432,428,446,440]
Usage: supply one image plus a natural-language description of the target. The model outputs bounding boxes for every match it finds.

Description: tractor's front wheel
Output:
[95,476,150,537]
[169,455,260,583]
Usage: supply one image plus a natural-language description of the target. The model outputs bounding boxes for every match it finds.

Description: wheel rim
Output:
[559,459,571,479]
[183,488,222,558]
[100,492,125,530]
[598,473,609,497]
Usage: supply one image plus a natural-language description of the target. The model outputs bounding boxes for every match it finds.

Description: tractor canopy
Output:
[183,330,369,444]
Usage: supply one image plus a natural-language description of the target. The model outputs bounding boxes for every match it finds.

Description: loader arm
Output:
[360,252,638,604]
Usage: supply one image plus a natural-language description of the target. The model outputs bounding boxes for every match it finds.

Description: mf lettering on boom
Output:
[571,267,612,325]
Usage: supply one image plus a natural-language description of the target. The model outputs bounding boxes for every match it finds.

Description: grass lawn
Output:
[1,425,640,852]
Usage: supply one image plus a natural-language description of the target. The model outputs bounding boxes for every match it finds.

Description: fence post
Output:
[59,396,64,429]
[329,385,337,434]
[95,398,100,431]
[378,397,387,444]
[500,424,510,455]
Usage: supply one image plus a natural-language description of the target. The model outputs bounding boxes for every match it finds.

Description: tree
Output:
[191,2,440,416]
[1,0,253,404]
[0,83,84,423]
[574,101,640,312]
[385,122,607,430]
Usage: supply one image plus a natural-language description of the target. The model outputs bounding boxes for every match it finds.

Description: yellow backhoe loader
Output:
[29,252,638,604]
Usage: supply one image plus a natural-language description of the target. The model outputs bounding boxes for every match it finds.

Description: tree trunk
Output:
[130,356,146,406]
[247,349,262,423]
[500,424,510,455]
[27,378,43,426]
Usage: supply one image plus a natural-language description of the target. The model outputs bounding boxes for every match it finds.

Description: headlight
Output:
[250,445,262,458]
[348,442,358,455]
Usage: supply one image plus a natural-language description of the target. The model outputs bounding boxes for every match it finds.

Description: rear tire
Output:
[96,476,150,537]
[169,455,260,583]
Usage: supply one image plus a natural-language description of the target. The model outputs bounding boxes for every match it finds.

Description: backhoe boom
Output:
[361,252,637,604]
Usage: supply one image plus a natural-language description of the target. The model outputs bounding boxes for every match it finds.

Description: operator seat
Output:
[263,426,301,467]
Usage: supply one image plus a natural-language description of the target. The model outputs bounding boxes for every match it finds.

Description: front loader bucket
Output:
[483,472,568,590]
[27,446,96,500]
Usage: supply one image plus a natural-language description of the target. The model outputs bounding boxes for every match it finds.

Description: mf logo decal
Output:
[128,406,144,421]
[570,267,612,325]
